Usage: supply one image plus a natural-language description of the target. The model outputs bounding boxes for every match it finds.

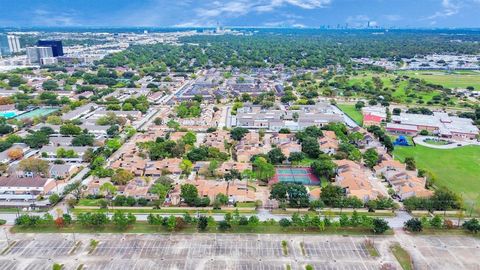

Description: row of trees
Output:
[269,183,397,210]
[404,216,480,234]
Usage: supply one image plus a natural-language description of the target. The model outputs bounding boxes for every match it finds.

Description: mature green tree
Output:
[404,157,416,171]
[301,136,321,158]
[111,169,134,185]
[253,157,275,183]
[288,152,305,163]
[310,157,337,180]
[269,183,289,203]
[60,123,82,136]
[182,131,197,145]
[363,148,379,168]
[267,148,286,164]
[24,132,49,149]
[112,211,136,230]
[180,184,199,206]
[180,159,193,175]
[230,127,249,141]
[72,133,95,146]
[320,185,344,206]
[42,80,59,90]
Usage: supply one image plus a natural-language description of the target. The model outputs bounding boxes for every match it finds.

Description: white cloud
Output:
[427,0,461,19]
[32,9,79,26]
[177,0,331,27]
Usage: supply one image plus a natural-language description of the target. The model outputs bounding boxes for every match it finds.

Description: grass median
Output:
[10,222,389,235]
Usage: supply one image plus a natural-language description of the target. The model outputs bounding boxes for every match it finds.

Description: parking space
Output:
[2,233,480,270]
[303,239,370,260]
[307,262,380,270]
[409,236,480,269]
[6,239,74,257]
[203,260,287,270]
[0,260,17,270]
[81,259,187,270]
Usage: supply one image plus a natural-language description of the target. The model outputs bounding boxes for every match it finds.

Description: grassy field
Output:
[337,104,363,125]
[393,145,480,208]
[345,71,447,104]
[397,70,480,90]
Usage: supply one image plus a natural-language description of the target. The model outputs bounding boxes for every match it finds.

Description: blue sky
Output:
[1,0,479,28]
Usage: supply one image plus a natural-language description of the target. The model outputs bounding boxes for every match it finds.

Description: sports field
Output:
[15,107,59,120]
[393,145,480,207]
[270,167,320,185]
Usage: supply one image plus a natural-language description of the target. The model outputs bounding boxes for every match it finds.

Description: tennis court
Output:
[270,167,320,185]
[15,107,59,120]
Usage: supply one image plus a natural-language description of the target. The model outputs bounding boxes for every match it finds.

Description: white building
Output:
[7,35,21,53]
[26,46,53,65]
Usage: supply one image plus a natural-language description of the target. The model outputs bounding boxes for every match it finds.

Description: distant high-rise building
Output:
[7,35,21,53]
[0,34,9,57]
[26,46,53,65]
[37,40,63,57]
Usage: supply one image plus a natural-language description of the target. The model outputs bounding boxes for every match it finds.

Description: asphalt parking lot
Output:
[404,235,480,269]
[0,233,479,270]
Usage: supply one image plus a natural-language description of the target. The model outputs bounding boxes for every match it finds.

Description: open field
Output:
[393,145,480,208]
[337,104,363,125]
[397,70,480,90]
[1,233,480,270]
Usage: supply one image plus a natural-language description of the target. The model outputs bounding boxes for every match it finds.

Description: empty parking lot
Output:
[0,233,478,269]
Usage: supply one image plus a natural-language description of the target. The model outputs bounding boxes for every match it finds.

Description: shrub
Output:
[217,220,231,231]
[279,218,291,228]
[404,218,423,232]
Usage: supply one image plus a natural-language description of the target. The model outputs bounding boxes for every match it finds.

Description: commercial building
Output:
[26,46,53,65]
[37,40,63,57]
[235,102,344,131]
[387,112,479,140]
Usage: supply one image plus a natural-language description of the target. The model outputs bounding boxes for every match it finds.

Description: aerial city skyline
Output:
[1,0,480,28]
[0,1,479,270]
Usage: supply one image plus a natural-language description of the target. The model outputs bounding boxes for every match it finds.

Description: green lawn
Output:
[397,70,480,90]
[337,104,363,126]
[393,145,480,207]
[78,199,102,207]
